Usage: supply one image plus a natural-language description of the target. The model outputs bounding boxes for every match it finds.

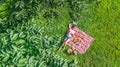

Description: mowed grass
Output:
[36,0,120,67]
[0,0,119,67]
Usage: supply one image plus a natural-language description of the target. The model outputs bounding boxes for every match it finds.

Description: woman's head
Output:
[72,21,77,26]
[71,21,77,28]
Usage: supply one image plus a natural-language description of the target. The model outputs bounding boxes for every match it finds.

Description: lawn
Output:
[36,0,120,66]
[0,0,120,67]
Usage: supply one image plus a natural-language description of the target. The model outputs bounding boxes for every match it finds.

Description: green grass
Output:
[1,0,119,66]
[36,0,120,67]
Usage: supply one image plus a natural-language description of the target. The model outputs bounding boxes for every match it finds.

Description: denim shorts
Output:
[64,35,71,40]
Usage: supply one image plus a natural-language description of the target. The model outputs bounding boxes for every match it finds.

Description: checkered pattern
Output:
[65,27,94,54]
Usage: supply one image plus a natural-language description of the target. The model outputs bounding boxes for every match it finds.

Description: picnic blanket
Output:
[65,27,94,54]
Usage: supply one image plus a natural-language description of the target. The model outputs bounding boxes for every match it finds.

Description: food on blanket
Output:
[67,48,73,54]
[73,51,77,55]
[65,27,94,54]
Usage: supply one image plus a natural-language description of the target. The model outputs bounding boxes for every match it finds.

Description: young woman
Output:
[58,21,78,55]
[63,21,77,42]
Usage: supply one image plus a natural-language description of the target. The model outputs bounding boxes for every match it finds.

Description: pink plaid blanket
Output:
[65,27,94,54]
